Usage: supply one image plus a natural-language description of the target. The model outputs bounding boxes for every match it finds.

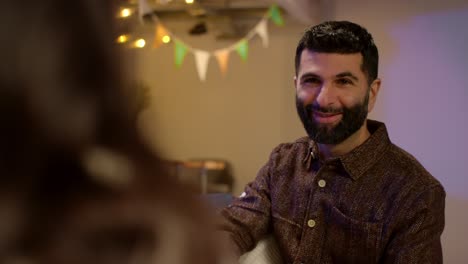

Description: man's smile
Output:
[312,111,343,124]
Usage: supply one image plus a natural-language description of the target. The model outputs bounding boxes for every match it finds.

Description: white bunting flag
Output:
[194,50,211,81]
[255,18,269,48]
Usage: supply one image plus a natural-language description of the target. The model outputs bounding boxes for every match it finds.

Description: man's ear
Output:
[368,78,381,112]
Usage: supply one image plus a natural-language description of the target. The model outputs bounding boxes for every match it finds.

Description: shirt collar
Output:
[308,120,391,180]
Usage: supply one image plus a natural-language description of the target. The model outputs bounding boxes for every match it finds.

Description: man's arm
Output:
[382,184,446,263]
[219,149,279,256]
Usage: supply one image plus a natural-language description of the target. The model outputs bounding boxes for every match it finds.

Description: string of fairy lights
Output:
[115,0,196,48]
[115,0,284,81]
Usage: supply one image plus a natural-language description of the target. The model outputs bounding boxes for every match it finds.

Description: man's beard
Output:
[296,93,369,144]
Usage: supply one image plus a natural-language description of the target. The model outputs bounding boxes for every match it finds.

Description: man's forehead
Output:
[298,50,364,77]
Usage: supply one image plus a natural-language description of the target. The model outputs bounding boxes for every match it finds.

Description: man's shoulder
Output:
[383,143,443,189]
[270,136,310,155]
[265,136,310,164]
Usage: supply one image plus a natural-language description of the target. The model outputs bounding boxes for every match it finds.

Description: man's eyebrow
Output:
[299,72,321,81]
[336,71,359,81]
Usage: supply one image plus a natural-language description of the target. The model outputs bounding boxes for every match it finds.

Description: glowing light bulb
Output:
[134,39,146,48]
[120,8,132,18]
[162,35,171,43]
[185,0,194,4]
[116,35,129,43]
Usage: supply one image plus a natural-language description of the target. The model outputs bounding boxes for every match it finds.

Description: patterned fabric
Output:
[221,120,445,264]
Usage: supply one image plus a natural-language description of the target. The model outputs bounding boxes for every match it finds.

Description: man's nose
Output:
[315,84,335,107]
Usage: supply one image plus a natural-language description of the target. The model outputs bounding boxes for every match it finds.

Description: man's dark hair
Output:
[295,21,379,84]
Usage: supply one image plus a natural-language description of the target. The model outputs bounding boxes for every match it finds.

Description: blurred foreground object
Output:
[0,0,235,263]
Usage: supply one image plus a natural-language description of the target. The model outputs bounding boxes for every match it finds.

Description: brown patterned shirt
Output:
[221,120,445,263]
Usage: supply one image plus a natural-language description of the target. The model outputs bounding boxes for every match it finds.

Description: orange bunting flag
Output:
[215,50,230,76]
[153,24,169,48]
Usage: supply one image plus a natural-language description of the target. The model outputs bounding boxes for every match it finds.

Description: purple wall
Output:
[382,8,468,262]
[385,8,468,198]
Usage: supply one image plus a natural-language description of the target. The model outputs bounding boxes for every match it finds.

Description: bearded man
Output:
[220,21,445,264]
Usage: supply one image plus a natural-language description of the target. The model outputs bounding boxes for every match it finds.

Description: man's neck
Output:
[318,121,371,160]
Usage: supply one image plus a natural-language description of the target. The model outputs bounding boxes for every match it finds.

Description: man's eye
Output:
[303,78,321,84]
[336,78,353,85]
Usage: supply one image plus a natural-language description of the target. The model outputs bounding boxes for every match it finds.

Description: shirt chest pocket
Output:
[323,206,383,264]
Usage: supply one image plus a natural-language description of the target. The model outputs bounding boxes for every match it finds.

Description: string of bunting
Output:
[138,0,284,81]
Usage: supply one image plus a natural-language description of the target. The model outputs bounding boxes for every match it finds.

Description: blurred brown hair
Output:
[0,0,229,263]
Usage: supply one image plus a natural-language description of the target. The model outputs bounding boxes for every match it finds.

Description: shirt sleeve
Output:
[382,184,446,263]
[219,146,281,255]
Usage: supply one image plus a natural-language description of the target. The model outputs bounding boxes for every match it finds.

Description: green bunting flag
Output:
[174,40,188,67]
[235,39,249,61]
[268,4,284,26]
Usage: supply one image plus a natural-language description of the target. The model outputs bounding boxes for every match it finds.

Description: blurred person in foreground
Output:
[220,21,445,263]
[0,0,233,263]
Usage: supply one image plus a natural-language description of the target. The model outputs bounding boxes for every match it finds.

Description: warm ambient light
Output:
[185,0,194,4]
[162,35,171,43]
[120,8,132,18]
[134,39,146,48]
[116,35,129,43]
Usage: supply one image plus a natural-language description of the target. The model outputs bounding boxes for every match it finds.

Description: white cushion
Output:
[239,235,282,264]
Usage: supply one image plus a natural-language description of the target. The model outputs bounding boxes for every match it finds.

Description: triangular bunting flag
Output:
[215,49,230,76]
[268,4,284,26]
[174,40,188,67]
[138,0,153,22]
[235,40,249,61]
[193,50,211,82]
[153,24,169,48]
[255,18,269,48]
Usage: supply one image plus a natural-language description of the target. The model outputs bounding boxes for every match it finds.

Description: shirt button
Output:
[307,219,316,228]
[318,179,326,188]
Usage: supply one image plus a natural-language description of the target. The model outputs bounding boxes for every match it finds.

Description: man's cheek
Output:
[297,90,316,105]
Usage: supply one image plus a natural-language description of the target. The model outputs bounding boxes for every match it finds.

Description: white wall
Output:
[135,0,468,262]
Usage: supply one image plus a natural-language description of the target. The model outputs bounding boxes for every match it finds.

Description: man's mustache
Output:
[304,103,343,114]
